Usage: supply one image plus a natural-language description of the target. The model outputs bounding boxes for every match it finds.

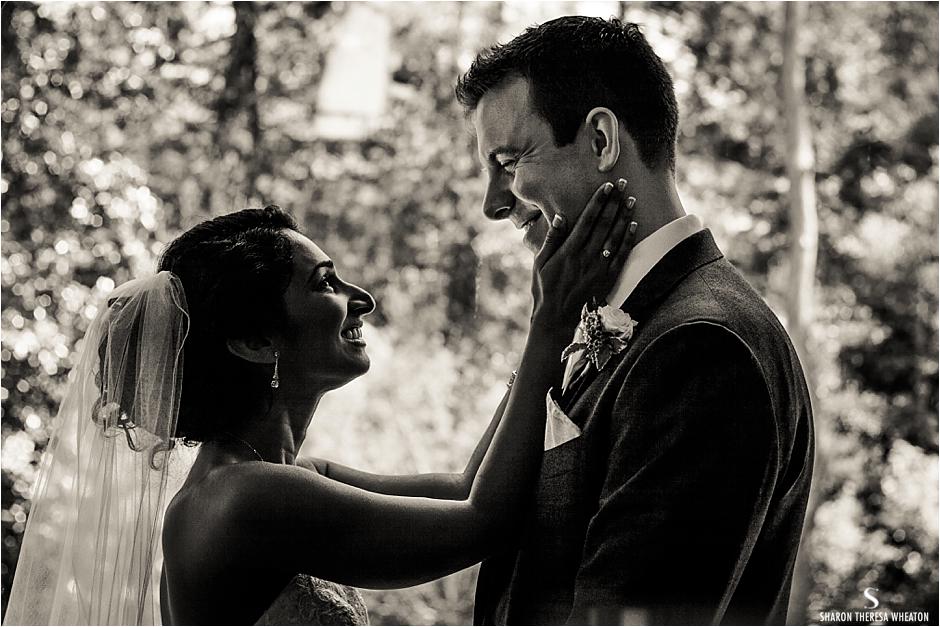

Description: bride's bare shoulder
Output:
[168,463,257,519]
[165,462,317,544]
[164,464,264,555]
[161,464,304,623]
[163,461,329,584]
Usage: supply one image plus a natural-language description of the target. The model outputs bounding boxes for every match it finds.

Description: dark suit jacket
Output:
[474,230,814,626]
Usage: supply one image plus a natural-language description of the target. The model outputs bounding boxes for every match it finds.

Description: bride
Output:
[5,182,636,625]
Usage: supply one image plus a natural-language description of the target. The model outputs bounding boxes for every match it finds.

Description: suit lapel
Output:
[560,229,724,412]
[620,229,723,321]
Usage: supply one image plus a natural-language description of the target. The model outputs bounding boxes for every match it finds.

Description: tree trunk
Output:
[783,2,818,351]
[216,2,261,198]
[781,3,822,624]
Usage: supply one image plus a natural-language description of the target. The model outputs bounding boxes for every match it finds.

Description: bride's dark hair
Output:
[157,205,299,442]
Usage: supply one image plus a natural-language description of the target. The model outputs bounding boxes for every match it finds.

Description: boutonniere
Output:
[561,300,639,372]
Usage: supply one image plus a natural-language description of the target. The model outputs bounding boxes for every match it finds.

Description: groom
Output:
[457,16,814,625]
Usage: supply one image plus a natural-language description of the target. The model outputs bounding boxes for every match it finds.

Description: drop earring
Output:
[270,350,280,389]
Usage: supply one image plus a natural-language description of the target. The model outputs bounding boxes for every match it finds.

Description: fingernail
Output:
[617,178,628,192]
[552,214,565,228]
[625,197,636,210]
[629,221,638,234]
[603,182,614,194]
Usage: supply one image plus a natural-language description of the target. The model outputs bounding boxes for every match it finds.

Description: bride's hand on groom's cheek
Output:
[530,179,638,332]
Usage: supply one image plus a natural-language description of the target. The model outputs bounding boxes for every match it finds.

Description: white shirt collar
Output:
[606,213,704,307]
[560,214,704,388]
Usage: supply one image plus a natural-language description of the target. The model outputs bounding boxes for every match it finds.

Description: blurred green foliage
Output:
[1,2,937,624]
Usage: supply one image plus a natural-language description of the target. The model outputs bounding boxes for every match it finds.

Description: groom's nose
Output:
[482,173,515,221]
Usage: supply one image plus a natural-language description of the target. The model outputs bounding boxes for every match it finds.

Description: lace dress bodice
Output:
[254,574,369,626]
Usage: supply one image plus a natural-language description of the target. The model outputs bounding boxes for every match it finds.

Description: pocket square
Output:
[545,389,582,451]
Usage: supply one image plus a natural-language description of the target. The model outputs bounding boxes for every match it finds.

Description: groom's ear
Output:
[585,107,620,173]
[226,336,276,364]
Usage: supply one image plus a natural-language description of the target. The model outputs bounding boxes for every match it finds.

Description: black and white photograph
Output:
[0,1,937,625]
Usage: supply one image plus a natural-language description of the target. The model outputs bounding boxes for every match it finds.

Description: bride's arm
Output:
[297,392,509,500]
[223,327,567,588]
[210,183,635,589]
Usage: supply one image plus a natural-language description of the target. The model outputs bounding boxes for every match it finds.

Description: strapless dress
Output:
[254,574,369,625]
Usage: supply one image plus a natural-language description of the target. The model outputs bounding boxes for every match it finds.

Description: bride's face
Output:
[276,231,375,388]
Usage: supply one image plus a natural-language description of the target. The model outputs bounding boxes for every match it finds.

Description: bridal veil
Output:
[5,271,192,625]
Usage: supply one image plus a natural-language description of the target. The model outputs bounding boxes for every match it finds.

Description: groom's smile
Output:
[512,210,548,253]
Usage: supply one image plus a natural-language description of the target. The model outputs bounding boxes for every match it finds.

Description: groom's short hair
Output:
[455,16,679,172]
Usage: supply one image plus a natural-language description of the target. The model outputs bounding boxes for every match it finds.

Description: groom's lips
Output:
[515,212,542,231]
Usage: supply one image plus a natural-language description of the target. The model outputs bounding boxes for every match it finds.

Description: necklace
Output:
[221,432,264,462]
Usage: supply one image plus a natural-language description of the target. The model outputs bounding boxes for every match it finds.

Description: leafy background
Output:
[1,2,937,624]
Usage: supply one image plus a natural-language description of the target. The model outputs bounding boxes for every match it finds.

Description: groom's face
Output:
[472,76,600,253]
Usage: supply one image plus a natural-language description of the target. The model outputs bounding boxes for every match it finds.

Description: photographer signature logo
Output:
[818,587,930,624]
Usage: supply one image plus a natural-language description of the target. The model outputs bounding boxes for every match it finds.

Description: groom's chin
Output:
[523,219,549,253]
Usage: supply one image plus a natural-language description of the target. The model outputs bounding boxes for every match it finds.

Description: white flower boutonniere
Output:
[561,301,639,372]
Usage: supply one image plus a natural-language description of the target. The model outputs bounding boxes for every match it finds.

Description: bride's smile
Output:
[277,230,375,389]
[341,323,365,345]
